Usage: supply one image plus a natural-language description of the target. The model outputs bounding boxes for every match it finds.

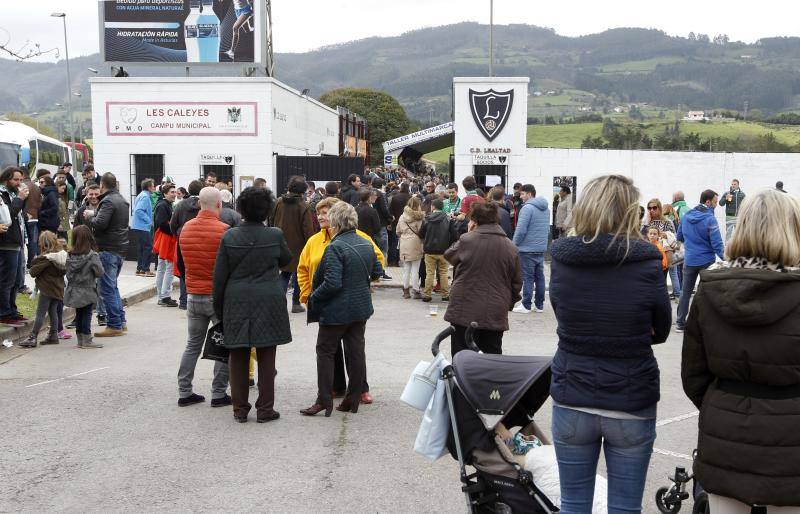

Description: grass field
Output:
[423,120,800,162]
[600,57,687,74]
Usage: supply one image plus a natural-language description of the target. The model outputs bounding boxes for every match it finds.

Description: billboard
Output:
[101,0,263,64]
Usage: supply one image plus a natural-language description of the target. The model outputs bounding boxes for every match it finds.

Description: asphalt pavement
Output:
[0,284,698,513]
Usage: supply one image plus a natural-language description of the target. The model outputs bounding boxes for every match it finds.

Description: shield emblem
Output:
[469,89,513,142]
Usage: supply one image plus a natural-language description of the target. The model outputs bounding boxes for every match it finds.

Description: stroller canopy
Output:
[452,352,552,431]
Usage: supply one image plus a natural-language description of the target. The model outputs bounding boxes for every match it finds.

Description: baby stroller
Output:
[655,454,709,514]
[431,323,559,514]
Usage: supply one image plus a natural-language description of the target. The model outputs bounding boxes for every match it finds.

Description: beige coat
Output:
[396,207,424,262]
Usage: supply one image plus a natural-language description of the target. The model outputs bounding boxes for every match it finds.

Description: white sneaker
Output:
[533,307,544,313]
[512,305,531,314]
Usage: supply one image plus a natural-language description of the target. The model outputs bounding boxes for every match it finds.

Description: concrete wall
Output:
[514,147,800,228]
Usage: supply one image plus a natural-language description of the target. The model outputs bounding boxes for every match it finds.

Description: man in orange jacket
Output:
[176,187,231,407]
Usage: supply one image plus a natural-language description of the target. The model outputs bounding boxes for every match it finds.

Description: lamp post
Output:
[55,103,65,140]
[489,0,494,77]
[51,12,76,164]
[73,92,83,145]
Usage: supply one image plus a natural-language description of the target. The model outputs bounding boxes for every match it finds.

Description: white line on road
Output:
[656,410,699,427]
[25,367,111,388]
[653,447,693,461]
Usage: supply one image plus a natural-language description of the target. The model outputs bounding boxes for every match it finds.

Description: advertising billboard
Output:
[101,0,263,64]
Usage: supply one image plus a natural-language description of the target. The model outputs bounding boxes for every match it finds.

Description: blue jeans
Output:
[676,262,711,328]
[0,249,20,319]
[280,271,301,306]
[99,251,126,329]
[725,217,737,242]
[552,405,656,514]
[132,229,153,272]
[26,221,38,268]
[520,252,545,310]
[668,265,682,297]
[378,227,389,265]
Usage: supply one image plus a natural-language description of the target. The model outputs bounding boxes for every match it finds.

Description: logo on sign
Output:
[224,156,233,164]
[384,155,392,165]
[120,107,138,124]
[499,156,507,164]
[227,107,241,123]
[469,89,513,142]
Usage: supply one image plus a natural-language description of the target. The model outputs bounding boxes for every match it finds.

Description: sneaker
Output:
[12,314,30,323]
[57,330,73,340]
[18,335,37,348]
[422,296,432,303]
[158,298,178,307]
[144,271,156,278]
[178,393,205,407]
[512,305,531,314]
[380,273,393,281]
[291,304,306,313]
[675,326,685,333]
[441,296,449,302]
[97,315,107,326]
[210,395,232,408]
[533,307,544,313]
[0,317,24,328]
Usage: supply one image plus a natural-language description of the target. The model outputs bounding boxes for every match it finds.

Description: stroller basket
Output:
[431,323,558,514]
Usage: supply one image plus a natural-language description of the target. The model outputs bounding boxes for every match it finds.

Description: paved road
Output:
[0,289,697,513]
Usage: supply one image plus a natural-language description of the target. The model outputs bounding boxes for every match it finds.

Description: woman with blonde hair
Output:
[682,189,800,512]
[395,196,424,299]
[549,174,671,512]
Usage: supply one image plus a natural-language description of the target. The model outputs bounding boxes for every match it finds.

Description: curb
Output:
[0,282,163,365]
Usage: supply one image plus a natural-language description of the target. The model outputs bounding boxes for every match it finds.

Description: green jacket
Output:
[672,200,689,220]
[308,230,383,326]
[212,222,292,348]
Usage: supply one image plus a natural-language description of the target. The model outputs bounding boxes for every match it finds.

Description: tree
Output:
[688,32,697,41]
[697,34,710,43]
[319,88,415,166]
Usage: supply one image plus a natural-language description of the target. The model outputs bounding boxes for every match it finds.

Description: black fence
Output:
[275,156,365,192]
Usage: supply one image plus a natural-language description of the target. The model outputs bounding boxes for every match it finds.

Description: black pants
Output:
[333,343,369,393]
[74,304,93,335]
[228,346,276,419]
[316,321,366,406]
[451,323,503,356]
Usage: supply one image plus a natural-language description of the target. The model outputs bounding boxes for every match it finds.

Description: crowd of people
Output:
[2,160,799,511]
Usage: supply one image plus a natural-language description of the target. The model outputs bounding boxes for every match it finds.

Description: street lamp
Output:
[55,103,65,140]
[51,12,76,164]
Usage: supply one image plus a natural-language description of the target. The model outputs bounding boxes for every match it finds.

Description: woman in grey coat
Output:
[213,187,292,423]
[64,226,105,348]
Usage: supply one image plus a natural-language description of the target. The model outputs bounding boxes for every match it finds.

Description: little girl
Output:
[647,227,669,274]
[64,225,105,349]
[20,231,67,348]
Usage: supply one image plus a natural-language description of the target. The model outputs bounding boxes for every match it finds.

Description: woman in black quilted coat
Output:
[213,186,292,423]
[682,189,800,511]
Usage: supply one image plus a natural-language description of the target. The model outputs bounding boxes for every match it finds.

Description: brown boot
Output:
[40,331,60,345]
[411,289,422,300]
[94,327,124,338]
[402,287,410,299]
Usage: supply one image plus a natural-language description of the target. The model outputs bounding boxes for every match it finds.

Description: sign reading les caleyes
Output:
[106,102,258,136]
[469,89,514,142]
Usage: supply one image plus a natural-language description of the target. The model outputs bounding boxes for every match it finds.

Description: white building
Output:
[684,111,709,121]
[90,76,340,201]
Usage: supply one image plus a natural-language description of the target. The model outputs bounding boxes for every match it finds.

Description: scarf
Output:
[710,256,800,273]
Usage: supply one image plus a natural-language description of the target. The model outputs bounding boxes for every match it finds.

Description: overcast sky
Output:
[2,0,797,62]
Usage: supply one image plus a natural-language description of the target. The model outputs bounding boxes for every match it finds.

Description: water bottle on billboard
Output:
[184,0,220,62]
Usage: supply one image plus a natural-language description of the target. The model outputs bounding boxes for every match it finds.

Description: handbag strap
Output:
[337,238,372,280]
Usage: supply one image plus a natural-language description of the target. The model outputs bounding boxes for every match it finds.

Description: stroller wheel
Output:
[656,486,682,514]
[692,492,709,514]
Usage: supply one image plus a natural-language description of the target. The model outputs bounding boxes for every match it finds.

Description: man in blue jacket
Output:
[131,179,156,277]
[512,184,550,313]
[675,189,724,332]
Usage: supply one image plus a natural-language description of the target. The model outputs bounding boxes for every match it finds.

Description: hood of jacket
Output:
[66,252,93,274]
[425,210,449,224]
[551,233,661,267]
[44,250,68,269]
[526,196,549,211]
[684,204,714,224]
[41,185,57,196]
[402,206,425,221]
[700,267,800,325]
[280,192,303,204]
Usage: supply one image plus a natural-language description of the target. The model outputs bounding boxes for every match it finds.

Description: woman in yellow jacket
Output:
[297,196,384,404]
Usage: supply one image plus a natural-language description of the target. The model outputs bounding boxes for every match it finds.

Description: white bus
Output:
[0,121,74,175]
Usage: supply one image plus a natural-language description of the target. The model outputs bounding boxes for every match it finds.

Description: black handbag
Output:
[201,322,228,363]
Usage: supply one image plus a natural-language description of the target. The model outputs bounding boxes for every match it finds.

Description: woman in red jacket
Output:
[152,184,178,307]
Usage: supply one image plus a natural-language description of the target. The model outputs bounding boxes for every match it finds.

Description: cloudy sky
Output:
[2,0,797,62]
